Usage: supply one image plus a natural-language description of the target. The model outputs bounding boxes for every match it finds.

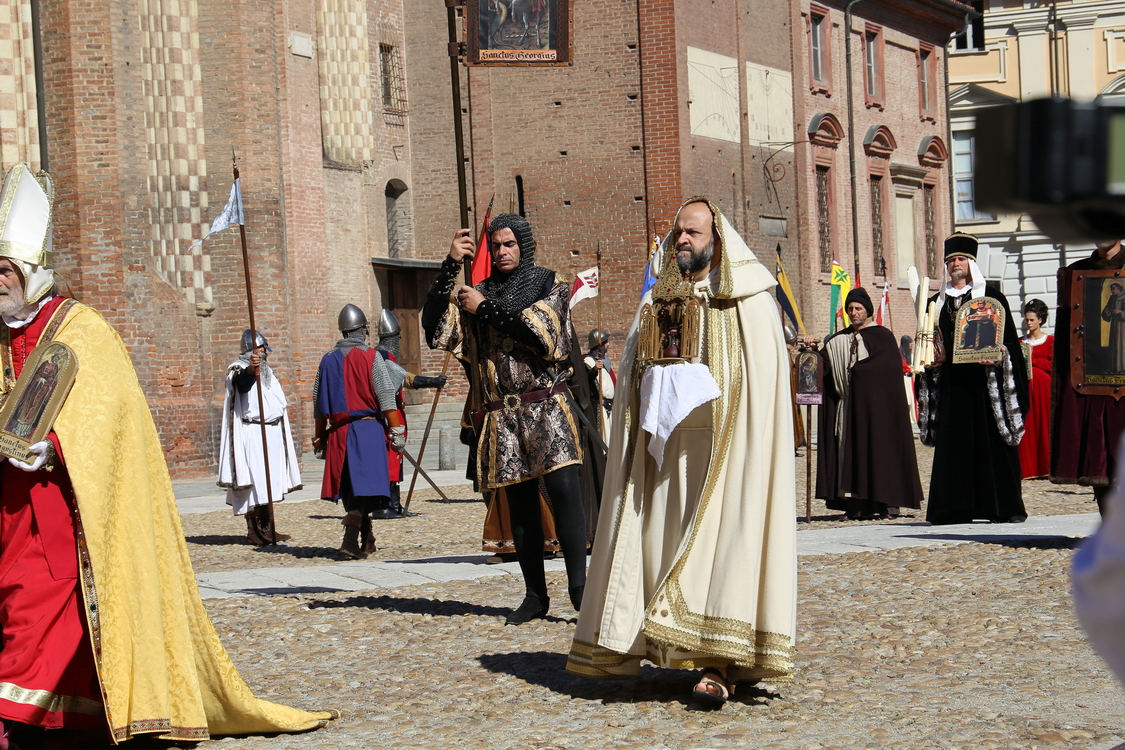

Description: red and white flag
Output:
[569,266,599,309]
[875,281,891,326]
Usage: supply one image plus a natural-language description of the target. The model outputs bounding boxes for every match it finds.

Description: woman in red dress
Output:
[1019,298,1053,478]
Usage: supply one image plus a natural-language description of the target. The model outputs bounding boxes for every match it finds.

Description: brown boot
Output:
[254,506,292,543]
[361,515,377,555]
[246,509,269,546]
[340,512,366,559]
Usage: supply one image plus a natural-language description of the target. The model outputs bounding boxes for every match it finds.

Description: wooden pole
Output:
[805,403,813,523]
[403,351,453,512]
[595,242,605,442]
[233,154,278,545]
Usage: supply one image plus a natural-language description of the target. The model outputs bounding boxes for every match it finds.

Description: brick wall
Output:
[792,0,963,342]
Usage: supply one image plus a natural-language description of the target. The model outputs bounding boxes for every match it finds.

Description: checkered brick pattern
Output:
[317,0,372,165]
[0,0,41,172]
[140,0,212,304]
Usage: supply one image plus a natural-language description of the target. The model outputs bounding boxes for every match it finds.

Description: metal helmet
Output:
[378,309,402,338]
[338,304,368,334]
[240,329,271,354]
[587,328,610,351]
[782,323,798,346]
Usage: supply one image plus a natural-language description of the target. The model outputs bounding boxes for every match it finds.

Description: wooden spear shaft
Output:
[596,242,605,442]
[233,156,278,545]
[403,351,452,512]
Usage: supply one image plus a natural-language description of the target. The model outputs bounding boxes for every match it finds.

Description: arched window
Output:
[808,113,843,273]
[385,180,411,258]
[864,126,896,277]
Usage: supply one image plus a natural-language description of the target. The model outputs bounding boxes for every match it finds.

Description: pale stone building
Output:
[947,0,1125,334]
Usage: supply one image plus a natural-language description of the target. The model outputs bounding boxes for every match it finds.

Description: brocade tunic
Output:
[424,257,581,490]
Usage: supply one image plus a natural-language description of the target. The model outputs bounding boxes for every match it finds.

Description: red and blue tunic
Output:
[315,346,391,501]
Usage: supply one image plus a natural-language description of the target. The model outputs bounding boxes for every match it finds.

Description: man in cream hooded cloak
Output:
[566,198,796,703]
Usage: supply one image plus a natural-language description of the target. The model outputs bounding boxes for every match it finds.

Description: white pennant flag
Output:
[188,179,243,251]
[569,266,599,309]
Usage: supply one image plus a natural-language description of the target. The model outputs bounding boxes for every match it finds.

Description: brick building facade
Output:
[791,0,967,340]
[11,0,965,476]
[22,0,417,476]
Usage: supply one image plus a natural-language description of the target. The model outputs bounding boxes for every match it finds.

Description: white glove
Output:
[390,426,407,454]
[9,441,50,472]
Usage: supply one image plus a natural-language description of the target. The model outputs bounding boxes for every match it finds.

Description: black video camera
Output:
[975,97,1125,243]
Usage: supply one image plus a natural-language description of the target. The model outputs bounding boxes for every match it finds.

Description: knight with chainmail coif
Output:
[314,304,405,558]
[374,309,447,518]
[423,214,589,625]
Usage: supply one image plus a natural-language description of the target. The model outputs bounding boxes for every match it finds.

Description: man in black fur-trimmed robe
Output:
[917,233,1029,525]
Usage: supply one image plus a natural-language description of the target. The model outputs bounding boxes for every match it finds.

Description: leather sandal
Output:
[692,668,730,706]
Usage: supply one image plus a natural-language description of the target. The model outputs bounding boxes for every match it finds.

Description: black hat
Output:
[845,287,874,316]
[944,232,979,261]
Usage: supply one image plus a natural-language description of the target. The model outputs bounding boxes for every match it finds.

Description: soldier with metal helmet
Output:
[218,328,302,544]
[582,328,615,440]
[374,309,447,518]
[313,304,406,558]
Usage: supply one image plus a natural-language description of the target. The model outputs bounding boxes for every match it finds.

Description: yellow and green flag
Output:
[829,260,851,334]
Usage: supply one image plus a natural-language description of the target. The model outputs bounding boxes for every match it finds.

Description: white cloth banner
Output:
[638,362,721,469]
[188,179,243,251]
[569,266,599,309]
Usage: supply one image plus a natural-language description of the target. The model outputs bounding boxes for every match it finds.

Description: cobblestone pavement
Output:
[163,444,1125,750]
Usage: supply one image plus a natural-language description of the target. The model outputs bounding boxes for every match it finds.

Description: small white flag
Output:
[570,266,599,309]
[187,179,243,251]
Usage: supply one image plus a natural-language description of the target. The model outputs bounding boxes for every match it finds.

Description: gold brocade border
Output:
[0,681,103,716]
[643,620,794,676]
[653,298,741,616]
[76,513,113,731]
[112,719,210,742]
[482,458,582,491]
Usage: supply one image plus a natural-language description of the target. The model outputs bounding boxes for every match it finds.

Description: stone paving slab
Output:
[194,514,1099,598]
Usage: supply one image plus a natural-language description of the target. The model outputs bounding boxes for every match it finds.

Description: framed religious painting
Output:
[794,349,823,405]
[464,0,573,66]
[1067,268,1125,398]
[951,296,1005,364]
[0,341,79,462]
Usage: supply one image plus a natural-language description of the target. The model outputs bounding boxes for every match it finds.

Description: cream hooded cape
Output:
[48,303,335,742]
[566,200,797,681]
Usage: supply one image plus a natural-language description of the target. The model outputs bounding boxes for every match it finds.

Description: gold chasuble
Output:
[46,303,335,742]
[567,200,797,682]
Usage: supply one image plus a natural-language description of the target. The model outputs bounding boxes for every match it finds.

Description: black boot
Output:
[387,483,406,517]
[505,595,549,625]
[339,512,366,559]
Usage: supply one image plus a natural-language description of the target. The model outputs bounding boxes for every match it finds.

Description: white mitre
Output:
[0,163,54,304]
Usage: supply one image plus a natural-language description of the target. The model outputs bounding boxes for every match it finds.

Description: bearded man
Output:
[0,163,334,746]
[422,213,588,625]
[917,233,1028,525]
[566,198,797,707]
[813,288,923,520]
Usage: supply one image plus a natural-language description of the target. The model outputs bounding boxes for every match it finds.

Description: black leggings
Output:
[504,464,587,603]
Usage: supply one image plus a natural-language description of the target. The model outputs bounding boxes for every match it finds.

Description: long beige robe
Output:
[566,203,797,681]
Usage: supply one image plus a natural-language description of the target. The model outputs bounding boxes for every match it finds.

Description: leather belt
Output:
[479,381,569,414]
[242,416,284,426]
[326,414,381,435]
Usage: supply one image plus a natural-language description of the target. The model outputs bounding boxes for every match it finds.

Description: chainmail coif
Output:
[478,213,555,314]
